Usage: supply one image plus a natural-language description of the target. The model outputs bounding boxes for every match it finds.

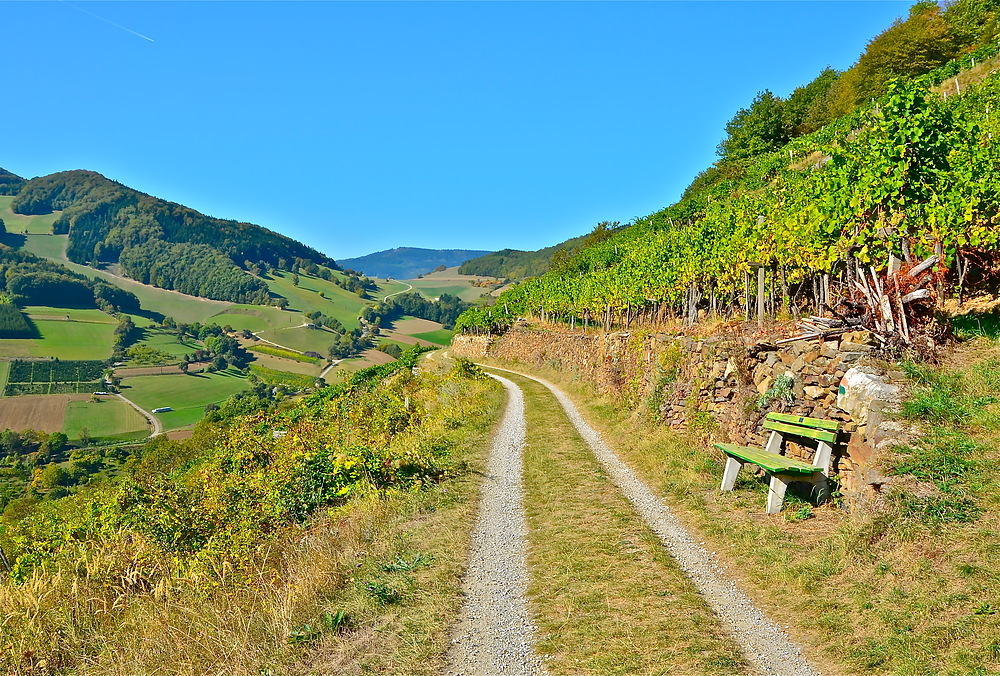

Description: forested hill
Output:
[0,168,24,196]
[457,0,1000,335]
[458,232,590,281]
[7,170,335,304]
[336,247,492,279]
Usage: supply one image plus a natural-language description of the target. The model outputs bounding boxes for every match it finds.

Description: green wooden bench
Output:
[714,412,840,514]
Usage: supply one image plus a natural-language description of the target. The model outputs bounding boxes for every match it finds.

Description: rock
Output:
[836,368,901,424]
[820,342,839,359]
[804,385,826,399]
[840,341,873,354]
[802,350,821,363]
[817,374,835,388]
[757,375,775,394]
[838,352,867,364]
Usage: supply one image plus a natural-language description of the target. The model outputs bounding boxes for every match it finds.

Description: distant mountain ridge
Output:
[337,247,493,279]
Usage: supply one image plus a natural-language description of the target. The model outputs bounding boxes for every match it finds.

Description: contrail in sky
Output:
[59,1,155,42]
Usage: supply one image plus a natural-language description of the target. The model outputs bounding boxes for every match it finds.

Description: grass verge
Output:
[503,371,746,675]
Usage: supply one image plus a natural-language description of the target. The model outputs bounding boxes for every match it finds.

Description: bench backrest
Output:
[763,412,839,444]
[762,412,840,474]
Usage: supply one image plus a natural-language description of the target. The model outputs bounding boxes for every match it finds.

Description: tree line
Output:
[0,247,139,313]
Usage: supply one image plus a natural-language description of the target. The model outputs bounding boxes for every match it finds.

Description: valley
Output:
[0,207,500,444]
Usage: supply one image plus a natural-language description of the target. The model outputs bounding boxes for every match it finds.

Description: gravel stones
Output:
[445,375,545,676]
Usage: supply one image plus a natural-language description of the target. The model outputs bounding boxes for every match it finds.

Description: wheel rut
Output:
[445,374,544,676]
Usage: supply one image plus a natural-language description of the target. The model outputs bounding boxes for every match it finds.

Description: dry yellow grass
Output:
[0,375,504,676]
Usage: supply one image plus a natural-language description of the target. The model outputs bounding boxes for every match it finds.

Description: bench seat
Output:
[713,443,821,477]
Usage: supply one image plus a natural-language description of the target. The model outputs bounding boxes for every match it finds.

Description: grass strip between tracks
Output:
[503,371,747,675]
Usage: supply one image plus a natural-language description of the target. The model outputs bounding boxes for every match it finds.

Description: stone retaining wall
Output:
[452,322,912,510]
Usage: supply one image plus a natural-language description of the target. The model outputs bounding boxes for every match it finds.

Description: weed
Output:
[974,603,997,615]
[321,609,351,632]
[383,552,433,572]
[288,624,321,645]
[757,373,794,410]
[900,361,996,426]
[889,431,979,493]
[785,505,814,522]
[896,493,981,526]
[363,578,405,604]
[951,312,1000,340]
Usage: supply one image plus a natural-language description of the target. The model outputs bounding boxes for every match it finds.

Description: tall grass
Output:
[0,363,503,675]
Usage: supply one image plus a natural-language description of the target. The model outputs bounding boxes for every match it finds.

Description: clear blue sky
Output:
[2,1,912,259]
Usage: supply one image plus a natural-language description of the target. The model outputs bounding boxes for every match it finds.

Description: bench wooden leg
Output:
[720,456,743,492]
[766,474,790,514]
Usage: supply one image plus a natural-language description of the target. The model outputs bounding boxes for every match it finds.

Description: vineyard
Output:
[3,359,106,396]
[457,45,1000,345]
[248,344,322,364]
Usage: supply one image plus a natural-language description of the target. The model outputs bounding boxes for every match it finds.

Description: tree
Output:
[42,432,67,454]
[784,67,840,136]
[717,90,787,161]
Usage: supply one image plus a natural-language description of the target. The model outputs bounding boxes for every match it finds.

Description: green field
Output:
[62,398,149,442]
[410,329,453,345]
[248,351,324,376]
[19,234,68,259]
[0,362,9,394]
[122,369,250,429]
[24,307,117,323]
[15,234,236,324]
[264,269,367,330]
[0,196,62,234]
[404,268,498,302]
[254,326,338,355]
[6,237,448,361]
[207,312,272,333]
[0,307,117,360]
[132,328,202,360]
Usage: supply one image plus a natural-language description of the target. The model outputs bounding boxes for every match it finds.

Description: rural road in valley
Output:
[383,282,413,302]
[480,364,821,676]
[445,374,544,676]
[115,393,163,438]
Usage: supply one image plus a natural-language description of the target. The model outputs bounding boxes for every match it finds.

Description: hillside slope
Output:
[458,233,588,281]
[7,170,333,303]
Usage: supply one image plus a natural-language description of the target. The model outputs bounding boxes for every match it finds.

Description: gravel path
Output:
[486,365,820,676]
[115,393,162,438]
[445,374,545,676]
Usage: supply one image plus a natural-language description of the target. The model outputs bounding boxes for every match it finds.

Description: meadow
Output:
[0,196,61,234]
[406,267,499,302]
[133,328,202,360]
[62,398,149,442]
[0,308,116,360]
[121,368,250,430]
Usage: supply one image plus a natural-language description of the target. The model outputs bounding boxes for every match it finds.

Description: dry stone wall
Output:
[452,322,912,510]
